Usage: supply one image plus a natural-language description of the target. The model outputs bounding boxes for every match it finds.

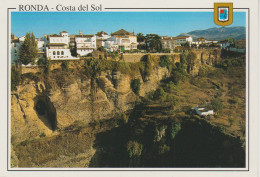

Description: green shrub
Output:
[37,58,46,66]
[211,99,223,112]
[11,65,21,91]
[164,81,176,92]
[199,65,210,77]
[169,122,181,139]
[153,87,166,101]
[171,62,187,84]
[158,144,170,155]
[139,55,153,81]
[159,55,170,69]
[45,58,52,75]
[131,79,141,95]
[39,133,46,138]
[61,61,70,72]
[97,46,106,52]
[127,141,143,158]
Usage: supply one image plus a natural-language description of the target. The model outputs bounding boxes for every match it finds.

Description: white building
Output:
[194,106,214,116]
[75,31,97,56]
[96,31,110,48]
[104,37,119,52]
[221,42,231,49]
[104,29,137,52]
[172,36,193,47]
[11,34,23,63]
[46,31,79,60]
[96,31,110,40]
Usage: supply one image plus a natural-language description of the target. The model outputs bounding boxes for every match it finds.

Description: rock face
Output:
[11,65,170,145]
[188,49,221,76]
[11,82,55,145]
[11,49,221,145]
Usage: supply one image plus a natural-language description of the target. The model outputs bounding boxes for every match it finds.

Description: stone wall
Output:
[123,53,181,63]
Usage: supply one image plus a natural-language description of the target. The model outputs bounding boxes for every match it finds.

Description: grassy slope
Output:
[176,65,245,138]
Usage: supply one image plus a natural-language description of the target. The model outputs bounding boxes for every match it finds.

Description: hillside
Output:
[178,26,246,41]
[10,50,246,167]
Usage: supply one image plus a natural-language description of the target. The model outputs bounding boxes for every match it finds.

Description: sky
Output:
[11,11,246,38]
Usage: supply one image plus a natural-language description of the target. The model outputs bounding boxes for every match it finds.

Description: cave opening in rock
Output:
[35,96,57,131]
[35,99,47,115]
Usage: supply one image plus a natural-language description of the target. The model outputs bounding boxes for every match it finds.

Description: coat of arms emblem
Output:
[214,3,233,27]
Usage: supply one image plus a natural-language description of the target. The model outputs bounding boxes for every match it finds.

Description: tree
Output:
[61,61,70,72]
[137,33,145,44]
[18,32,38,65]
[145,34,162,52]
[11,65,21,91]
[97,46,106,52]
[226,37,235,43]
[153,87,166,101]
[131,79,141,95]
[70,46,78,57]
[159,55,171,69]
[181,42,190,48]
[45,58,52,75]
[171,62,187,84]
[186,52,197,73]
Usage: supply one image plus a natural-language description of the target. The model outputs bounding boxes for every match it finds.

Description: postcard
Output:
[0,0,259,177]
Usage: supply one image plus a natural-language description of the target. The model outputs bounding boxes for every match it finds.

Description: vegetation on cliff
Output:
[11,49,246,168]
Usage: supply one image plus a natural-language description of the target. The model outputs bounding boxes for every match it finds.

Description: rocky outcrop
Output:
[11,49,221,145]
[11,65,170,145]
[189,49,221,76]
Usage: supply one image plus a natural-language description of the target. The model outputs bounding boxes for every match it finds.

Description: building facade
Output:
[46,31,79,60]
[75,31,97,56]
[96,31,110,48]
[172,36,193,47]
[161,36,175,50]
[104,29,137,52]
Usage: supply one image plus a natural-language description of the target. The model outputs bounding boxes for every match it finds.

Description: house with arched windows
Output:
[46,31,79,60]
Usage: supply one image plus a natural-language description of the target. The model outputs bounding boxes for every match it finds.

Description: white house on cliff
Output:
[46,31,79,60]
[74,30,97,56]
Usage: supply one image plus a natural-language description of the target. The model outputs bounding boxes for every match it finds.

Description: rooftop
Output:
[96,31,108,36]
[172,36,191,40]
[111,29,134,36]
[75,34,94,38]
[49,34,63,37]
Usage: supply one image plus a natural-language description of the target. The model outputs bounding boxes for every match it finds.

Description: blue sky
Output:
[11,12,246,38]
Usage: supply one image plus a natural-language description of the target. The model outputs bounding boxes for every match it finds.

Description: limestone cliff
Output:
[11,49,221,145]
[189,49,221,76]
[11,65,169,145]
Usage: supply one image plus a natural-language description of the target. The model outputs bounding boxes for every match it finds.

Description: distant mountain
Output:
[178,26,246,41]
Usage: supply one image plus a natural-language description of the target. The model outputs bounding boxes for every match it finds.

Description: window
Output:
[57,51,60,55]
[53,51,56,55]
[14,49,17,53]
[14,43,16,47]
[61,51,64,55]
